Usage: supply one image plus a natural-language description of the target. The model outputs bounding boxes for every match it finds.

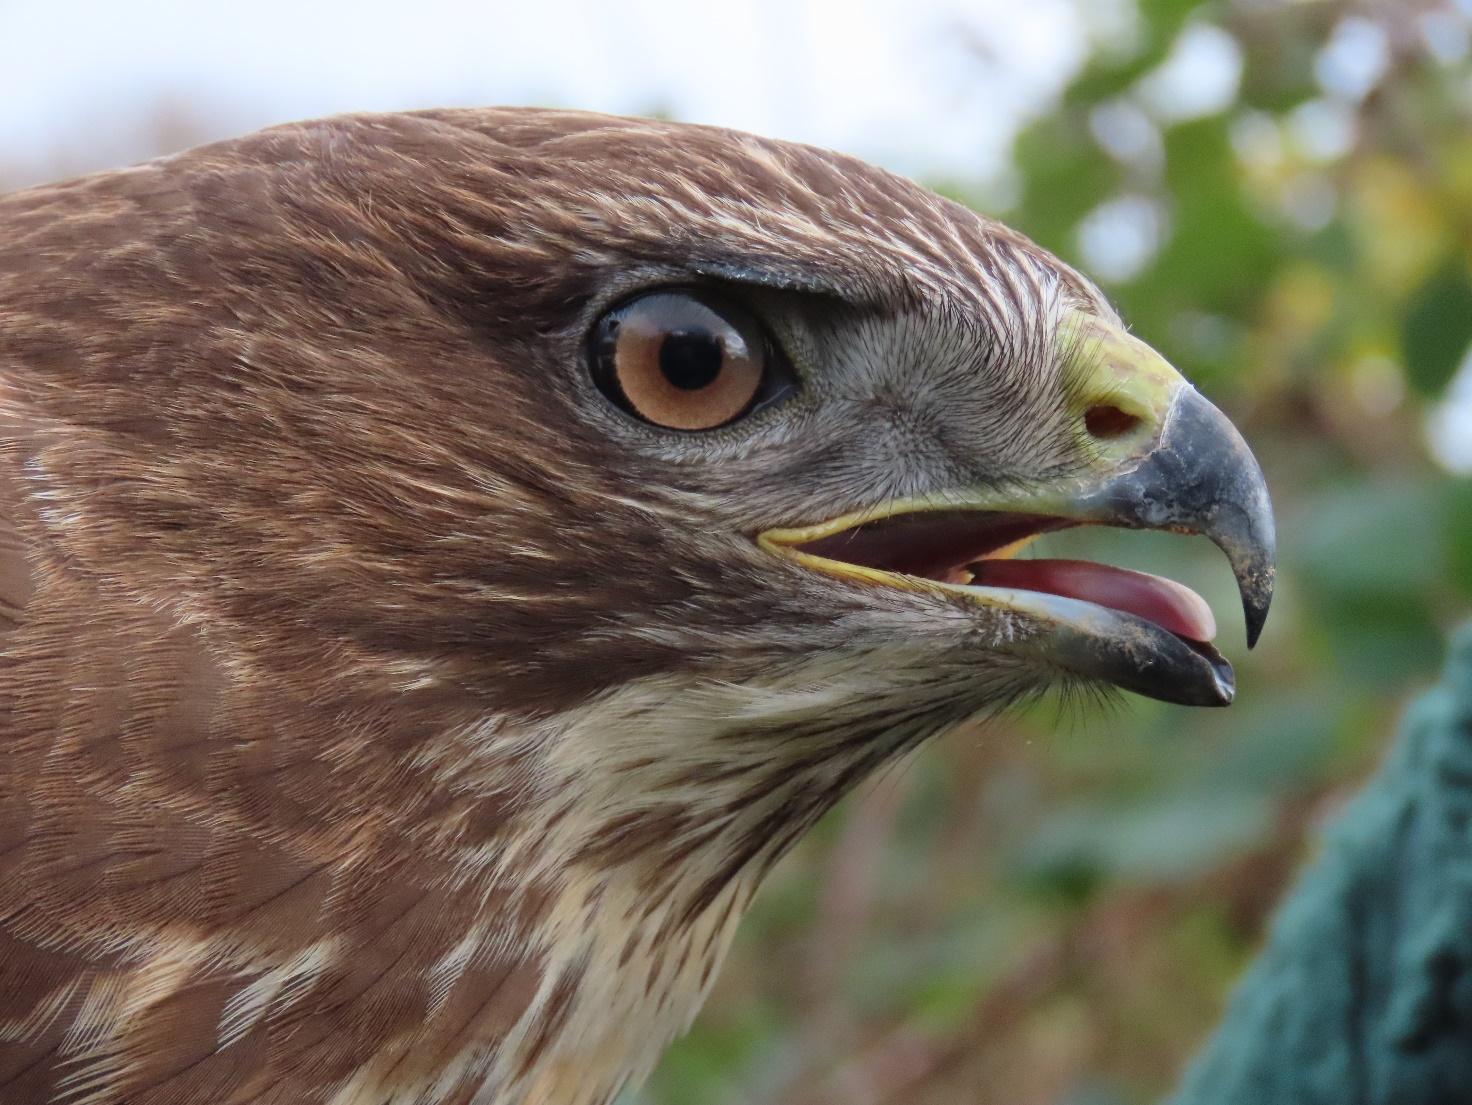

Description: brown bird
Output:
[0,108,1273,1105]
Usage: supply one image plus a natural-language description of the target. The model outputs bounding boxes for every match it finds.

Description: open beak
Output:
[757,316,1276,708]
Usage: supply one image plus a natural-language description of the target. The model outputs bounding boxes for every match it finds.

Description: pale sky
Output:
[1,0,1094,187]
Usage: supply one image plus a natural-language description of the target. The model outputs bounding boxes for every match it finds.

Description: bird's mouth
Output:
[757,387,1276,708]
[769,508,1218,638]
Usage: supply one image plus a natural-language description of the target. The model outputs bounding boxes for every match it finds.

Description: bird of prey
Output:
[0,108,1274,1105]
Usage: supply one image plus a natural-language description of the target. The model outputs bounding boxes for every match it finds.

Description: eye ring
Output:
[589,288,795,431]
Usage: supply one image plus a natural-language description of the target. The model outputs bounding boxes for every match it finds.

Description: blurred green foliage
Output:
[646,2,1472,1103]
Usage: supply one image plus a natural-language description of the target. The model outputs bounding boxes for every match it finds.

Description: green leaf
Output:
[1401,258,1472,397]
[1442,479,1472,600]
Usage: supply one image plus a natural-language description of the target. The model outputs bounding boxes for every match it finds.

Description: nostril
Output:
[1084,403,1142,441]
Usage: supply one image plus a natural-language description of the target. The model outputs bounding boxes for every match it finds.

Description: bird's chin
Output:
[756,387,1276,710]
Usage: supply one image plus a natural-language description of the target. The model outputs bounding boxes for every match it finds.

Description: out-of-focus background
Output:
[7,1,1472,1101]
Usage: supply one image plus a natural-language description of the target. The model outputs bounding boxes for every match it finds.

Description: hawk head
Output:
[0,109,1272,1105]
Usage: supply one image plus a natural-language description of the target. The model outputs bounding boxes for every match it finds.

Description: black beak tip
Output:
[1192,638,1237,706]
[1245,619,1265,651]
[1211,661,1237,706]
[1237,562,1276,651]
[1244,596,1268,650]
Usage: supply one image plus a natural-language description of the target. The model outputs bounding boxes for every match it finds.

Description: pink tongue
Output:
[971,558,1217,642]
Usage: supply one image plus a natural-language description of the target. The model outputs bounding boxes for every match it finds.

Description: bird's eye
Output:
[590,290,793,430]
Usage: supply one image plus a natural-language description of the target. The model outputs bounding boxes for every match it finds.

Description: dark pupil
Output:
[659,329,725,390]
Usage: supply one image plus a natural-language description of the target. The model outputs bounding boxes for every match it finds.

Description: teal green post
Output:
[1169,627,1472,1103]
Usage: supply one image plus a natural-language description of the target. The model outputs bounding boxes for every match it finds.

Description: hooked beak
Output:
[758,315,1276,708]
[997,384,1275,705]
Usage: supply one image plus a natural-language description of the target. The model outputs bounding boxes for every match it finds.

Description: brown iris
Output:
[591,290,782,430]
